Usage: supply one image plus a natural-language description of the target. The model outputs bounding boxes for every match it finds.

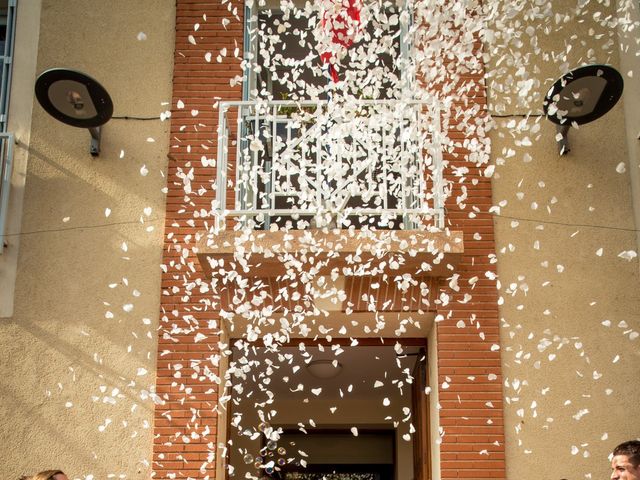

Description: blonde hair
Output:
[20,470,65,480]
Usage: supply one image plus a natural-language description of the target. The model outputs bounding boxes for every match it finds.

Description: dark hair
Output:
[614,440,640,467]
[21,471,65,480]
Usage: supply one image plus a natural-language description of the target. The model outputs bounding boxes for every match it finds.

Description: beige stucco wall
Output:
[0,1,174,478]
[487,1,640,479]
[2,1,638,480]
[618,0,640,256]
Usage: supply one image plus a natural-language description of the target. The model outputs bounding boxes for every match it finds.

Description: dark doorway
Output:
[284,464,394,480]
[278,429,395,480]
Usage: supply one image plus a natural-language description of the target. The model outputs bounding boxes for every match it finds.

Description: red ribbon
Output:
[320,0,361,82]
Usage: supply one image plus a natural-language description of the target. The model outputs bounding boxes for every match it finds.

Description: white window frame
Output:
[0,0,17,253]
[1,0,43,318]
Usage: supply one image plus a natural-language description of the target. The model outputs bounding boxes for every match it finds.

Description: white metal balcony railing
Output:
[0,131,15,253]
[214,100,445,231]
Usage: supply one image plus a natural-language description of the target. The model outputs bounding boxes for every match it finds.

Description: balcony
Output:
[197,99,464,278]
[214,99,445,230]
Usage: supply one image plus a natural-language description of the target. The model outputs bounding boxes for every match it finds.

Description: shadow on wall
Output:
[0,381,99,466]
[10,136,165,353]
[22,122,167,246]
[7,316,157,415]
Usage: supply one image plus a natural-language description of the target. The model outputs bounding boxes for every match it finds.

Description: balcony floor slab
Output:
[196,229,464,277]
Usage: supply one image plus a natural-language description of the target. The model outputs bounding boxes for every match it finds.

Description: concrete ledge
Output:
[196,229,464,277]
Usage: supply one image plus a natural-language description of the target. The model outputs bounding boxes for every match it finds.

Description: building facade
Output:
[1,1,639,480]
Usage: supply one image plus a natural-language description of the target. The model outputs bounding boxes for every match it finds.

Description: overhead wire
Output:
[5,111,636,239]
[112,115,162,121]
[2,217,162,238]
[3,211,638,241]
[489,113,546,118]
[490,212,639,233]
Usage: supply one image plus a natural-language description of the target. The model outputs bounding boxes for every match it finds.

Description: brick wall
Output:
[153,1,243,478]
[435,42,507,479]
[154,2,506,479]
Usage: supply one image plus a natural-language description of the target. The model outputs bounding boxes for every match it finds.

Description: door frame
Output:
[222,337,431,480]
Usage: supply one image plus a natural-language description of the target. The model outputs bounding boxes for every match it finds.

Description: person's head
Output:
[21,470,68,480]
[611,441,640,480]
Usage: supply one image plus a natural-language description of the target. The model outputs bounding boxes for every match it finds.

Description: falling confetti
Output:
[19,3,640,480]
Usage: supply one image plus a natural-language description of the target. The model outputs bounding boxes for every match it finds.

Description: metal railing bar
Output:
[214,99,445,230]
[252,105,259,213]
[220,99,439,107]
[225,208,439,217]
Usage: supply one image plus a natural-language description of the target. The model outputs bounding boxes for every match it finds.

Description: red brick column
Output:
[153,2,243,478]
[435,47,507,479]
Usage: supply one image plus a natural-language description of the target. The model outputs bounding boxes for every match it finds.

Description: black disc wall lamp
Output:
[35,68,113,156]
[543,64,623,155]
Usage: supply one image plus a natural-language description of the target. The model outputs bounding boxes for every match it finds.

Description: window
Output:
[214,1,444,231]
[0,0,16,131]
[0,0,16,252]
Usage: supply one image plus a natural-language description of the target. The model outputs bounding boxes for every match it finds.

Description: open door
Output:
[411,348,431,480]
